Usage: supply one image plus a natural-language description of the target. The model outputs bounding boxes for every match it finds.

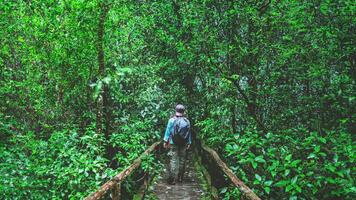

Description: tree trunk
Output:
[230,104,237,134]
[96,0,110,143]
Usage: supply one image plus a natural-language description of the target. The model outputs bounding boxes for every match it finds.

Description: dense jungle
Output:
[0,0,355,199]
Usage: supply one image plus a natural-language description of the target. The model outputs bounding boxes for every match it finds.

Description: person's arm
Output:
[188,129,192,145]
[187,120,192,149]
[163,118,173,147]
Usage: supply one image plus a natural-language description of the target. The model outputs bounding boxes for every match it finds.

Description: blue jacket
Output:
[163,117,192,145]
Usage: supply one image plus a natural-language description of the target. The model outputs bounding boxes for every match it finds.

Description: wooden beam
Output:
[201,143,261,200]
[112,142,160,182]
[85,141,161,200]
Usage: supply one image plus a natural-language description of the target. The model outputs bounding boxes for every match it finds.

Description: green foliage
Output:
[199,123,355,199]
[1,0,355,199]
[0,125,108,199]
[220,187,242,200]
[110,119,160,168]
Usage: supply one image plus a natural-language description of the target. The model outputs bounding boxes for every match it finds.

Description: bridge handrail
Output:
[85,141,161,200]
[201,142,261,200]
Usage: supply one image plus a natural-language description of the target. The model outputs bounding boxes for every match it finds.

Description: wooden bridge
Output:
[85,140,261,200]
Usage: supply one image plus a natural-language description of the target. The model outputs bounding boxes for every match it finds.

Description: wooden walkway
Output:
[85,141,261,200]
[145,151,207,200]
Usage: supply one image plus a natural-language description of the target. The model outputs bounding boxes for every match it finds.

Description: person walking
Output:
[163,104,192,184]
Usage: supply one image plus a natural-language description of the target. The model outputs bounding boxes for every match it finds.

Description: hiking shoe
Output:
[168,180,176,185]
[177,177,183,183]
[177,172,184,183]
[167,177,176,185]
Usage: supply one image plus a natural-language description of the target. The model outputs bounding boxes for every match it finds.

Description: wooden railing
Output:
[200,142,261,200]
[85,141,161,200]
[85,139,260,200]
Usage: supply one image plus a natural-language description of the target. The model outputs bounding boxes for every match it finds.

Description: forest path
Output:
[86,142,260,200]
[145,151,209,200]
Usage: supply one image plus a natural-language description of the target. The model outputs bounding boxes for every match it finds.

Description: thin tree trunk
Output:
[96,0,110,141]
[231,104,237,134]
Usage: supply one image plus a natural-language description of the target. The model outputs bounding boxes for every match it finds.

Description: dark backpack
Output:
[171,116,190,146]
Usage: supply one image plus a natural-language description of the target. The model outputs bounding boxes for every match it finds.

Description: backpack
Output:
[171,116,190,146]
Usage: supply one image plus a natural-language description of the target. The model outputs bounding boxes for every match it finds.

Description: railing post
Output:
[85,142,161,200]
[111,182,121,200]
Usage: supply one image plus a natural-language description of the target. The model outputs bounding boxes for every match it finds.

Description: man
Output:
[163,104,192,184]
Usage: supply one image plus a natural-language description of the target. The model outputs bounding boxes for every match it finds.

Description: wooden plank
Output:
[201,143,261,200]
[85,141,161,200]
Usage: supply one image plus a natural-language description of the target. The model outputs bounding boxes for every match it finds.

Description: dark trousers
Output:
[167,145,187,180]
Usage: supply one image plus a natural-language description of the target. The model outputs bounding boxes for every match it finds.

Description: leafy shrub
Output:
[198,119,356,199]
[0,125,109,199]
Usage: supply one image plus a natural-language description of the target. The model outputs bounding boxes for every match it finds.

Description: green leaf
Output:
[307,153,316,159]
[275,180,289,187]
[230,74,239,80]
[289,196,298,200]
[255,174,262,182]
[220,187,227,194]
[264,180,273,186]
[285,154,292,161]
[255,156,266,163]
[320,2,328,15]
[291,160,301,167]
[336,171,344,178]
[18,36,25,43]
[264,186,271,194]
[102,76,111,84]
[291,176,298,185]
[251,162,258,169]
[314,146,321,153]
[327,165,336,173]
[295,185,302,193]
[286,184,293,192]
[319,137,326,144]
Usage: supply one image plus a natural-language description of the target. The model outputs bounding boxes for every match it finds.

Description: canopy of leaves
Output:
[0,0,355,199]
